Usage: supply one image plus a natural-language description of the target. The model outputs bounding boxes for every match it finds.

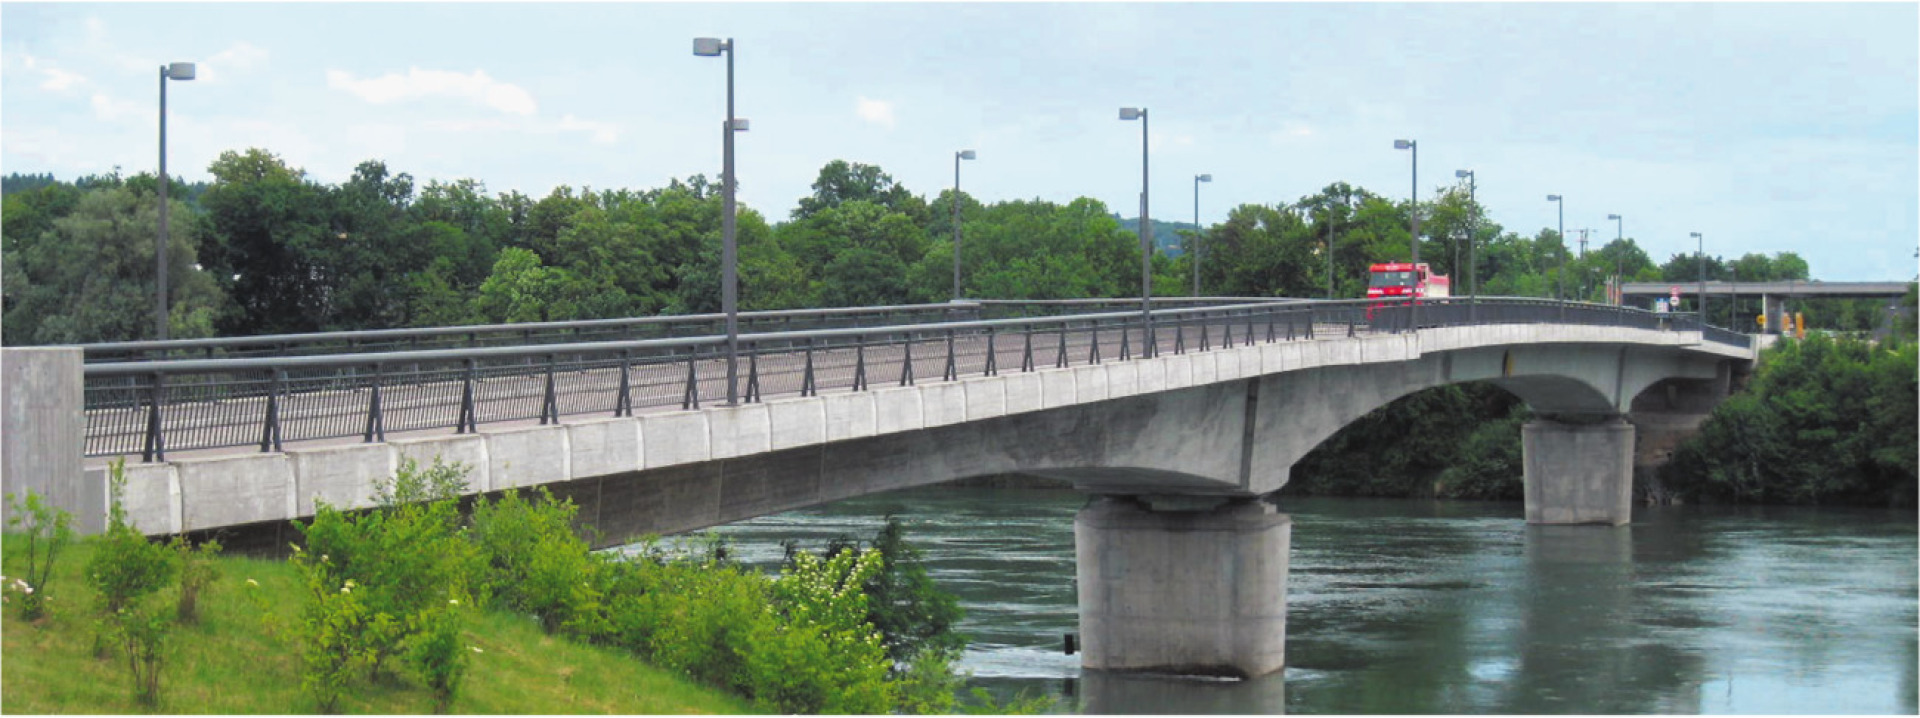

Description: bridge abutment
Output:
[1523,416,1635,525]
[1074,495,1290,678]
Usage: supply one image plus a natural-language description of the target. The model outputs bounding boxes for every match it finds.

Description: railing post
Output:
[854,335,869,391]
[1175,320,1185,355]
[362,363,385,443]
[460,358,480,430]
[746,343,761,403]
[682,347,700,410]
[802,337,818,397]
[141,372,166,463]
[943,329,958,382]
[260,369,284,453]
[1055,323,1069,369]
[1304,307,1314,339]
[1200,320,1210,351]
[613,351,632,417]
[1021,325,1035,373]
[1223,317,1234,348]
[985,329,998,377]
[1246,315,1255,346]
[1092,324,1104,364]
[900,332,916,386]
[540,354,558,425]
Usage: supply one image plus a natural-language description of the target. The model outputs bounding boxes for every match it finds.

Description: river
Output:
[698,486,1917,714]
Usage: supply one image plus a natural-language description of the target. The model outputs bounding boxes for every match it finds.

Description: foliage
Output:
[1663,334,1918,506]
[107,603,171,706]
[404,599,469,713]
[3,490,73,621]
[171,536,223,624]
[87,459,176,616]
[744,548,893,713]
[467,487,606,637]
[1286,383,1527,498]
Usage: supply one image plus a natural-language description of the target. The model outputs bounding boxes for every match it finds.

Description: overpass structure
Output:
[1620,280,1912,330]
[3,297,1757,679]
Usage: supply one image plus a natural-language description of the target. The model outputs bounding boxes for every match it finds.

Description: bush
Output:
[405,600,469,713]
[171,536,223,624]
[468,487,605,638]
[108,604,171,706]
[87,459,176,616]
[3,489,73,621]
[743,548,893,713]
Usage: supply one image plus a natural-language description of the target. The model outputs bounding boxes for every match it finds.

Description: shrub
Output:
[171,536,223,624]
[743,548,893,713]
[468,487,605,637]
[87,459,176,615]
[3,488,73,621]
[291,546,370,713]
[108,604,171,706]
[405,599,469,713]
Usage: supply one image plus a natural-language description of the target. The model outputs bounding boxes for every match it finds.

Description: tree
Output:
[792,160,928,226]
[197,148,336,335]
[3,185,227,344]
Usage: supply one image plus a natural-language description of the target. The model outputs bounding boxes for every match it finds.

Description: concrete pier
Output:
[1074,496,1290,678]
[2,348,96,533]
[1523,416,1635,525]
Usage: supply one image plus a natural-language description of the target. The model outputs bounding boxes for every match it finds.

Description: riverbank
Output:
[0,539,757,714]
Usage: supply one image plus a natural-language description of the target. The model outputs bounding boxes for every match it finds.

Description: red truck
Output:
[1366,262,1449,319]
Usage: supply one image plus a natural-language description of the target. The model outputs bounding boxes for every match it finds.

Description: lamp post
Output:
[1394,139,1418,328]
[1455,169,1476,316]
[156,61,195,340]
[1606,213,1623,304]
[1192,173,1210,296]
[952,149,976,301]
[1691,231,1705,328]
[1545,194,1565,300]
[1326,194,1344,300]
[1120,107,1153,356]
[694,37,748,405]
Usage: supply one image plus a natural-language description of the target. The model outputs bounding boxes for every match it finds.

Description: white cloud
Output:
[90,93,144,123]
[557,114,619,144]
[326,67,537,116]
[855,96,895,129]
[199,42,268,83]
[41,67,85,92]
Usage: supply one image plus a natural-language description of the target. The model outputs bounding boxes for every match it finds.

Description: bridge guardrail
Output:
[82,297,1749,461]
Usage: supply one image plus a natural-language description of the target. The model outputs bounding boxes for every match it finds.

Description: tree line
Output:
[2,148,1863,345]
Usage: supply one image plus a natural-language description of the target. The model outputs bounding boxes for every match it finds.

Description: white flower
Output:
[470,646,484,653]
[21,585,31,595]
[448,599,459,606]
[340,586,352,594]
[246,578,260,587]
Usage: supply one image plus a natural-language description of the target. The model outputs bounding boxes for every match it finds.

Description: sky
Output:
[3,2,1915,282]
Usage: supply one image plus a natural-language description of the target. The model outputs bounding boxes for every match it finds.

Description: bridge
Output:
[2,296,1758,679]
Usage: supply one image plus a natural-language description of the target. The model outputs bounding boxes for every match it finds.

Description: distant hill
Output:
[1113,214,1198,256]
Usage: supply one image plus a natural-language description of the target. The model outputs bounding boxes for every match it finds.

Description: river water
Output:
[699,487,1917,714]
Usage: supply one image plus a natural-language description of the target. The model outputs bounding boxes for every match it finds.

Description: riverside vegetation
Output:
[3,458,1045,714]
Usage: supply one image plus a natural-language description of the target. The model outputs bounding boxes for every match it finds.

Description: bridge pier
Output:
[1074,495,1290,678]
[1523,416,1635,525]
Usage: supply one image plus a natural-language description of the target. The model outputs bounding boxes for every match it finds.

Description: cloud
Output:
[9,53,87,92]
[199,42,268,83]
[421,115,619,144]
[855,96,895,129]
[557,114,619,144]
[90,93,144,123]
[326,67,537,116]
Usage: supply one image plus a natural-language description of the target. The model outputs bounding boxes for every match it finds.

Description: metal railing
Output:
[82,297,1749,461]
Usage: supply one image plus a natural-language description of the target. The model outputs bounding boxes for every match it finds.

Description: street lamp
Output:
[1545,194,1565,301]
[1394,139,1418,328]
[1455,169,1476,315]
[694,37,748,405]
[1192,173,1211,296]
[156,61,195,340]
[1691,231,1705,328]
[1120,107,1153,356]
[952,149,976,301]
[1606,213,1623,304]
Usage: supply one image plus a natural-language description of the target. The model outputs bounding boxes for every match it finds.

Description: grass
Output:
[2,539,758,714]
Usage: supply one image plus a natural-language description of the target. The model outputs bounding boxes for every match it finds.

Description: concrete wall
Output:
[2,348,97,533]
[1523,417,1635,525]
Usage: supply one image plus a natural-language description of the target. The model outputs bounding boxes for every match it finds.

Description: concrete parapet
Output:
[391,435,490,493]
[641,411,711,468]
[116,462,178,535]
[1073,365,1110,402]
[1190,353,1217,385]
[823,393,876,442]
[176,453,292,531]
[1163,354,1193,389]
[765,398,826,451]
[707,404,771,460]
[1523,416,1634,525]
[961,377,1007,421]
[290,443,393,515]
[566,418,642,478]
[2,347,93,533]
[484,425,570,490]
[1002,373,1043,415]
[1075,496,1290,678]
[921,382,967,427]
[1040,369,1077,408]
[870,386,925,435]
[1105,362,1139,398]
[1137,358,1167,394]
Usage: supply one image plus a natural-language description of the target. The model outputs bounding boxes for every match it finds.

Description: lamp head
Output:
[1607,213,1621,220]
[1454,169,1471,179]
[1394,139,1414,150]
[693,37,728,56]
[1196,174,1212,183]
[729,118,749,131]
[1690,232,1702,238]
[1119,107,1144,121]
[1546,194,1562,202]
[166,62,196,81]
[958,150,976,160]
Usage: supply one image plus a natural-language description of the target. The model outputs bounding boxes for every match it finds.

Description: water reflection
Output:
[694,488,1916,714]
